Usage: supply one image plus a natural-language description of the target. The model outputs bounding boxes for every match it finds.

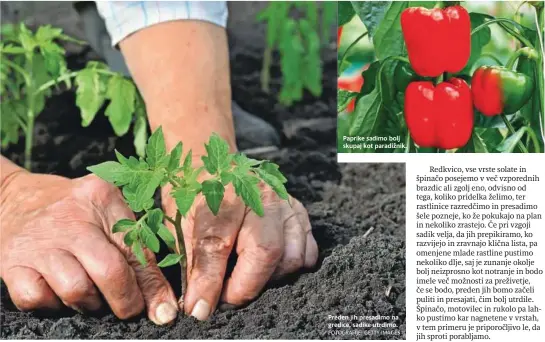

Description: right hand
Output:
[0,171,178,325]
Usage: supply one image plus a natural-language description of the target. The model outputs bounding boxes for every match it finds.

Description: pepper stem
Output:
[505,47,539,70]
[501,114,529,153]
[338,31,369,76]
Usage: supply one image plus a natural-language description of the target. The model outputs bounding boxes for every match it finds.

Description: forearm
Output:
[118,20,236,162]
[0,156,27,217]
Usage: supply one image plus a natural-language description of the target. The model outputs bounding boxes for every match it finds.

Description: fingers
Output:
[292,199,318,268]
[3,266,62,311]
[36,250,102,312]
[221,206,284,306]
[183,191,245,320]
[70,232,145,320]
[105,198,179,325]
[271,211,306,278]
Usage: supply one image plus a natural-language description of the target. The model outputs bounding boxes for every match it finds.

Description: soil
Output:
[0,44,406,339]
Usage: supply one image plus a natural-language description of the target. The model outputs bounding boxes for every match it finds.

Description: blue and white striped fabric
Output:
[96,1,228,46]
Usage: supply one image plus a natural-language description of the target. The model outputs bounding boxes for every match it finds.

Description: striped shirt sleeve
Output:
[95,1,228,46]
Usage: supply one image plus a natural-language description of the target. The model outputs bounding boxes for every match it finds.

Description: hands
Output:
[162,181,318,320]
[0,160,318,323]
[0,169,178,325]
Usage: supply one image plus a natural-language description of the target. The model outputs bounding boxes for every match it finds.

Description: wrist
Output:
[147,106,237,168]
[0,158,29,215]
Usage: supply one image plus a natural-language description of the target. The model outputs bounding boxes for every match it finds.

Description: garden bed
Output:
[1,47,406,339]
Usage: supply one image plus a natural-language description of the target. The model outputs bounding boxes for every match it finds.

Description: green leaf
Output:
[457,131,489,153]
[146,208,164,233]
[350,1,390,38]
[168,142,183,172]
[105,75,136,136]
[372,2,406,60]
[146,127,169,169]
[140,222,160,253]
[360,61,380,95]
[182,150,193,176]
[87,161,125,183]
[75,68,105,127]
[298,19,322,97]
[349,87,382,137]
[35,25,63,43]
[339,2,356,26]
[496,127,529,153]
[260,161,288,183]
[201,133,231,174]
[124,229,138,247]
[461,13,491,74]
[255,168,289,201]
[157,224,177,250]
[134,169,164,207]
[338,89,358,113]
[157,254,183,268]
[133,95,147,157]
[201,180,225,215]
[132,240,148,266]
[172,186,199,217]
[232,168,264,216]
[233,153,263,168]
[112,219,136,233]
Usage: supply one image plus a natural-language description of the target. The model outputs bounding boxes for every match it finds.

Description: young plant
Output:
[0,23,148,170]
[87,127,289,308]
[258,2,336,106]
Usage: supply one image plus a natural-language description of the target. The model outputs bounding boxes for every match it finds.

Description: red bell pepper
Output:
[405,78,473,149]
[401,6,471,77]
[338,74,364,113]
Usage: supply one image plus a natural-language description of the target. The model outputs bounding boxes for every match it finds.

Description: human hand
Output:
[0,171,178,325]
[162,180,318,321]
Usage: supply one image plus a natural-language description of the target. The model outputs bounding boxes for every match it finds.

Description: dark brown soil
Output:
[0,44,405,339]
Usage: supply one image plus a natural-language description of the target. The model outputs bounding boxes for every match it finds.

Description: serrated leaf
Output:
[35,25,63,43]
[201,133,231,174]
[168,142,183,172]
[87,161,125,183]
[146,127,169,169]
[134,169,164,207]
[157,254,183,268]
[140,222,160,253]
[255,168,289,201]
[201,180,225,215]
[260,162,287,183]
[172,186,199,217]
[233,153,263,167]
[157,224,177,250]
[112,219,136,233]
[232,169,264,216]
[75,68,105,127]
[146,208,164,233]
[132,240,148,266]
[105,75,136,136]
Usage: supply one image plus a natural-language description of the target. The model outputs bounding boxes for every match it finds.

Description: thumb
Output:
[106,198,179,325]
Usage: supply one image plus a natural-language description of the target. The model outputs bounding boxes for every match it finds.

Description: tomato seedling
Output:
[88,127,289,308]
[1,23,148,170]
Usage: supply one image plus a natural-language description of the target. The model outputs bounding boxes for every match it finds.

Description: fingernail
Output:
[155,302,177,325]
[190,299,211,321]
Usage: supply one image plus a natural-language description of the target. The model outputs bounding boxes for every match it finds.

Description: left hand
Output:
[161,182,318,320]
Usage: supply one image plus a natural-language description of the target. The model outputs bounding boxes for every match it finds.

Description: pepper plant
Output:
[258,1,336,105]
[0,23,148,170]
[337,1,544,153]
[87,127,289,307]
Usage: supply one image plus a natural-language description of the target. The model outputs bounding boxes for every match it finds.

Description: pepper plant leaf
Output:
[140,222,160,253]
[168,142,183,172]
[146,208,164,233]
[172,185,200,217]
[232,167,264,216]
[146,127,169,169]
